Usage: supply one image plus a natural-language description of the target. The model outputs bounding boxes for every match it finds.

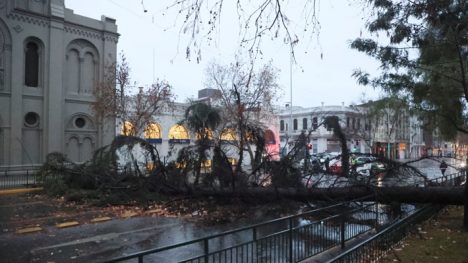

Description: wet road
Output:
[0,195,299,263]
[0,158,459,263]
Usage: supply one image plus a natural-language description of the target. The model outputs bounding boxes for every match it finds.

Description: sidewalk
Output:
[380,206,468,262]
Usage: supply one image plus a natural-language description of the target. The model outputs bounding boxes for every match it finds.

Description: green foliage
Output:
[42,177,68,197]
[267,159,302,188]
[352,0,468,138]
[184,102,221,134]
[212,146,234,187]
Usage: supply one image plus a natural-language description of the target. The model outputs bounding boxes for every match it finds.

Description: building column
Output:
[45,17,65,156]
[10,36,23,165]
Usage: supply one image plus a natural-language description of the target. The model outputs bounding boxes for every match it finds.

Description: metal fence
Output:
[0,165,42,189]
[426,171,466,186]
[326,205,440,263]
[104,198,391,263]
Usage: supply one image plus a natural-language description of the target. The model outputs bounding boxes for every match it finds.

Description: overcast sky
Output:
[65,0,382,107]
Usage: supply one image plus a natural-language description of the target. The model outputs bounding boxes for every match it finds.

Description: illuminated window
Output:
[175,161,186,169]
[146,162,156,172]
[227,158,237,166]
[121,121,135,136]
[196,128,214,140]
[201,159,212,173]
[220,128,237,141]
[244,130,255,142]
[144,123,162,139]
[168,124,189,139]
[201,160,212,168]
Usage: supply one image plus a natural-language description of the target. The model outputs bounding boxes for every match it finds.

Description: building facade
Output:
[118,89,280,167]
[277,104,372,155]
[0,0,118,166]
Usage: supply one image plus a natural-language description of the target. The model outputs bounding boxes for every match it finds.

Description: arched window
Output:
[265,130,276,145]
[66,39,99,95]
[144,123,161,139]
[196,128,213,140]
[25,42,39,87]
[220,128,237,141]
[121,121,135,136]
[312,117,318,130]
[302,118,308,130]
[280,120,284,131]
[293,119,298,130]
[168,124,190,143]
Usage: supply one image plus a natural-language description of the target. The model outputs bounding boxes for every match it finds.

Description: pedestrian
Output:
[325,157,330,173]
[439,160,448,176]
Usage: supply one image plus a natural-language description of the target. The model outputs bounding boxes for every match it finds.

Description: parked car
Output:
[354,156,376,165]
[356,162,386,177]
[329,160,343,175]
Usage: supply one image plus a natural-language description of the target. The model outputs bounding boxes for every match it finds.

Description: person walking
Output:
[440,160,448,176]
[324,157,330,173]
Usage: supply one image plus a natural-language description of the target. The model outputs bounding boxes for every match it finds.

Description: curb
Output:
[0,187,43,196]
[56,221,80,228]
[16,226,42,234]
[90,216,112,223]
[15,216,114,234]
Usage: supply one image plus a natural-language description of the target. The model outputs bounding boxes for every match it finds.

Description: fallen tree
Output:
[161,185,466,205]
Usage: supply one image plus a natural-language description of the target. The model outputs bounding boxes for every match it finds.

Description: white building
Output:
[0,0,118,167]
[277,104,372,155]
[118,90,280,167]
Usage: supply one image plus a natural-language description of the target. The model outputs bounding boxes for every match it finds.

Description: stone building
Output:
[0,0,118,167]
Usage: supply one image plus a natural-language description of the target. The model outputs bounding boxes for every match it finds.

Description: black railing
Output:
[0,165,42,189]
[104,198,393,263]
[426,171,466,186]
[326,204,440,263]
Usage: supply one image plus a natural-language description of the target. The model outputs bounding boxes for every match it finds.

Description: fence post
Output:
[340,212,346,249]
[375,202,379,229]
[204,238,209,263]
[289,217,293,262]
[252,227,257,261]
[464,170,468,231]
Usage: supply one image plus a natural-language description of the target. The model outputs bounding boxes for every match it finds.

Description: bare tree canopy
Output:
[205,60,281,175]
[162,0,320,61]
[93,52,176,137]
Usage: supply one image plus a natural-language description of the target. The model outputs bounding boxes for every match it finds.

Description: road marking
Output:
[31,222,181,252]
[56,221,80,228]
[16,226,42,234]
[90,217,111,223]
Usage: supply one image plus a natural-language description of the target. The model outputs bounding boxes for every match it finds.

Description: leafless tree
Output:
[164,0,320,62]
[93,52,175,137]
[204,60,280,179]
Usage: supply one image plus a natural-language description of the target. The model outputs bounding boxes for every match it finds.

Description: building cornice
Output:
[6,10,119,43]
[6,10,50,28]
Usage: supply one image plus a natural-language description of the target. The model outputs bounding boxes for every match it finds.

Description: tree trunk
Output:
[164,186,466,205]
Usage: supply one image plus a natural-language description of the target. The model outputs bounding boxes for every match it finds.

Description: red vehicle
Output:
[329,160,343,175]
